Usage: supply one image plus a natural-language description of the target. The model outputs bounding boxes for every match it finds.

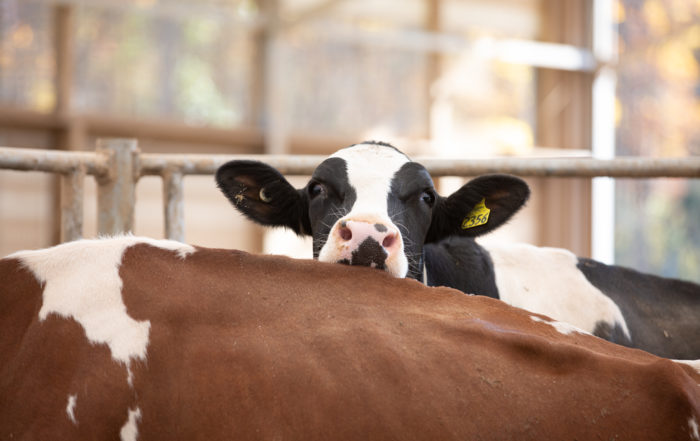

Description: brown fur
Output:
[2,241,699,440]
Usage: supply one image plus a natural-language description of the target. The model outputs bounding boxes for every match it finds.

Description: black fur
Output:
[215,161,310,235]
[578,257,700,359]
[426,174,530,243]
[306,158,357,258]
[388,162,436,280]
[424,237,500,298]
[350,238,388,270]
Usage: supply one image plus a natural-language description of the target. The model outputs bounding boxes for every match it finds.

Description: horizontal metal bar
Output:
[140,153,700,178]
[417,157,700,178]
[3,147,698,179]
[139,153,326,176]
[0,146,110,176]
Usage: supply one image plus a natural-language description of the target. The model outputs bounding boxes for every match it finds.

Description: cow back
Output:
[2,238,699,441]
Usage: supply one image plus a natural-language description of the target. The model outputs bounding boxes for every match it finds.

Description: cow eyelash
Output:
[420,189,436,206]
[308,181,326,198]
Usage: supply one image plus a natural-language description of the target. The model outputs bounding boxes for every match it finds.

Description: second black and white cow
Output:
[216,141,700,359]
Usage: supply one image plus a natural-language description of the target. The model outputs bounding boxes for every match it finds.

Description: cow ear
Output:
[426,174,530,242]
[215,160,311,236]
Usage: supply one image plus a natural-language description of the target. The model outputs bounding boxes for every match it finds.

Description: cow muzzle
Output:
[318,218,408,278]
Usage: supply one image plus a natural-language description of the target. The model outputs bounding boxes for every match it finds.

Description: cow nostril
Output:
[382,234,396,248]
[339,227,352,241]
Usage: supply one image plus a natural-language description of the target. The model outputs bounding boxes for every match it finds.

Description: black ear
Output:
[215,160,311,235]
[426,174,530,243]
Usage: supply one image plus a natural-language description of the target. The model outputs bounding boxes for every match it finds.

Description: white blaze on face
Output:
[318,143,411,278]
[329,143,410,220]
[10,236,195,385]
[484,242,631,338]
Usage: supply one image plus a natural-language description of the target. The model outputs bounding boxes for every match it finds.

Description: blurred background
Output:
[0,0,698,282]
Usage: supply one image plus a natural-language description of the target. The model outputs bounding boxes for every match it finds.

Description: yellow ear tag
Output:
[461,198,490,229]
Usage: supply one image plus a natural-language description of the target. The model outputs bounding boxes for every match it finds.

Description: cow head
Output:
[216,141,529,281]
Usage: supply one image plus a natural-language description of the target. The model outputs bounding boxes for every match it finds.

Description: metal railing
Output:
[0,139,136,242]
[2,139,700,243]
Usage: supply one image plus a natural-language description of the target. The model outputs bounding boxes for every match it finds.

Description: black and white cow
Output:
[216,141,700,359]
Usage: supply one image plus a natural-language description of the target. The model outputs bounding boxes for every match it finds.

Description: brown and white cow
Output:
[216,141,700,359]
[2,236,699,440]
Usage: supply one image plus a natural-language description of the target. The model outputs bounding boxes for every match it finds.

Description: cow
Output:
[216,141,700,359]
[2,236,699,440]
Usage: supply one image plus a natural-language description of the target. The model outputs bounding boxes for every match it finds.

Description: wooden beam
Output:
[259,0,288,154]
[83,115,264,150]
[279,0,344,30]
[0,107,265,151]
[53,5,86,150]
[54,4,73,116]
[52,4,78,245]
[425,0,440,140]
[536,0,593,257]
[0,107,67,130]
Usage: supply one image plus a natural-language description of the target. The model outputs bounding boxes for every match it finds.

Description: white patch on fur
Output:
[484,242,630,338]
[423,262,429,285]
[10,236,195,384]
[531,315,587,336]
[319,143,410,278]
[674,359,700,376]
[120,407,142,441]
[66,394,77,425]
[689,417,700,441]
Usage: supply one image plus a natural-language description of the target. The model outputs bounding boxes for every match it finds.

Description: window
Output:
[614,0,700,282]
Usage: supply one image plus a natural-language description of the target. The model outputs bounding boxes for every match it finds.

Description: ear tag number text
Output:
[461,198,490,229]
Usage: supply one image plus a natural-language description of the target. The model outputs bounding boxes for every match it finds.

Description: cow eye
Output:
[421,190,436,206]
[308,182,325,198]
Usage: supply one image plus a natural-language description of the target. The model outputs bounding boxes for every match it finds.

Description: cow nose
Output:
[338,220,399,247]
[335,220,401,269]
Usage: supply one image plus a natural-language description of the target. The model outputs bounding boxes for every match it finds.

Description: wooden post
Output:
[425,0,441,141]
[96,139,139,236]
[535,0,593,257]
[52,4,88,245]
[53,4,87,150]
[249,0,285,253]
[259,0,287,155]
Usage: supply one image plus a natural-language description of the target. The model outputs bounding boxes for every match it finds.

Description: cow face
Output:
[216,141,530,281]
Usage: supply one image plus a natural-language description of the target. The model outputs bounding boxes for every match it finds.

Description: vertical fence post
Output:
[162,167,185,242]
[96,139,139,236]
[60,166,85,242]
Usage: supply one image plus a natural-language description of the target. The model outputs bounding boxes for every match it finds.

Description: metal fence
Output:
[1,138,700,243]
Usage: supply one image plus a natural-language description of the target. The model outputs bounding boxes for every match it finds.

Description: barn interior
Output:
[0,0,698,283]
